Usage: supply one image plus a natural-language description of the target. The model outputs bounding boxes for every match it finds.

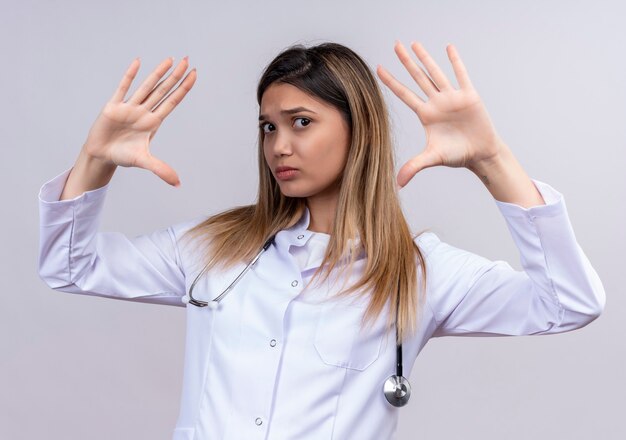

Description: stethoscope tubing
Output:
[186,236,275,307]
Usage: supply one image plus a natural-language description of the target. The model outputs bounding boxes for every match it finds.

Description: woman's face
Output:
[260,82,351,199]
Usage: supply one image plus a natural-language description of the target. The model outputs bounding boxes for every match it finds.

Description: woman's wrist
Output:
[59,148,117,200]
[468,143,546,208]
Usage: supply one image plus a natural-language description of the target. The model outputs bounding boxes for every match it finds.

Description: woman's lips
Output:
[276,169,299,180]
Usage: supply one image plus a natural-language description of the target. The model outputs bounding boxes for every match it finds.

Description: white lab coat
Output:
[37,167,606,440]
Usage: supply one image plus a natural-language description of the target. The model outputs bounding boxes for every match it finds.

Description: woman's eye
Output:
[259,118,310,134]
[260,122,273,134]
[294,117,311,128]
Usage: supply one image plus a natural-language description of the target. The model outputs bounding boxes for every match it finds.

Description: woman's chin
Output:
[278,184,311,198]
[280,189,305,198]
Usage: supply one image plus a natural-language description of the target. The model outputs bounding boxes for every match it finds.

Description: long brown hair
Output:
[180,42,430,343]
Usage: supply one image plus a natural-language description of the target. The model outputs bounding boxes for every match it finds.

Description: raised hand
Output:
[377,41,505,189]
[82,56,197,187]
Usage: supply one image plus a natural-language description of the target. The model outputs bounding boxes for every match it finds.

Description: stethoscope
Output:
[181,234,411,407]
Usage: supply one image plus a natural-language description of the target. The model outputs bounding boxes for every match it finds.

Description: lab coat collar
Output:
[273,205,361,253]
[274,205,314,252]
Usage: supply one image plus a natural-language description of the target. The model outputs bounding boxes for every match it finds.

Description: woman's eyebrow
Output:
[258,106,317,121]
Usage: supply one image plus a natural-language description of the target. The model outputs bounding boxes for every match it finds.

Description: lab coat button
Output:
[255,417,263,426]
[291,280,298,287]
[297,234,304,239]
[270,339,277,347]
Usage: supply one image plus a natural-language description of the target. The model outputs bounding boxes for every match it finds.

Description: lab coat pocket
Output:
[172,426,195,440]
[313,299,385,371]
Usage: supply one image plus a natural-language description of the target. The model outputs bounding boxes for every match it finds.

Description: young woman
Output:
[38,41,606,440]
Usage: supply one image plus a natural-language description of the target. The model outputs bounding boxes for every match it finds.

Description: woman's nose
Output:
[271,131,293,156]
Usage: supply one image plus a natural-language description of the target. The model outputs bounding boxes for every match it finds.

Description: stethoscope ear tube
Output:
[182,235,277,307]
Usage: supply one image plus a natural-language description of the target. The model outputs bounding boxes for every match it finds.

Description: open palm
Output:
[83,56,197,186]
[377,41,505,189]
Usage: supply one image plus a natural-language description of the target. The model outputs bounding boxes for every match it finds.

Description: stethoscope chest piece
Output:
[383,374,411,407]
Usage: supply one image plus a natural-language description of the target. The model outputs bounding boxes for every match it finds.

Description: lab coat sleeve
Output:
[37,166,205,307]
[423,178,606,338]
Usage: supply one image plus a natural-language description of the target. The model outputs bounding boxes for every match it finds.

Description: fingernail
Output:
[183,55,189,61]
[175,181,181,188]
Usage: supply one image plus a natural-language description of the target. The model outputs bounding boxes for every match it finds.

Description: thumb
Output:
[136,152,181,187]
[397,150,440,189]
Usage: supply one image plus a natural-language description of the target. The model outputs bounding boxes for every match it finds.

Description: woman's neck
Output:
[305,191,338,235]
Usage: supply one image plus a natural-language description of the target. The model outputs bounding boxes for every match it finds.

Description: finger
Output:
[135,152,181,187]
[152,68,197,120]
[446,44,474,90]
[394,41,439,97]
[417,64,440,94]
[127,57,175,105]
[410,41,454,91]
[376,64,425,113]
[110,58,141,103]
[397,150,441,188]
[142,56,190,110]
